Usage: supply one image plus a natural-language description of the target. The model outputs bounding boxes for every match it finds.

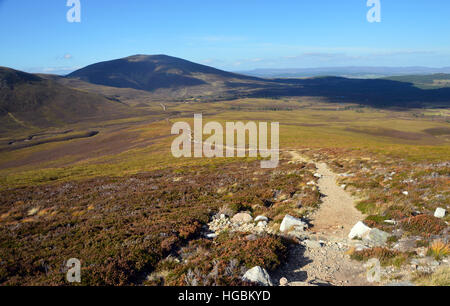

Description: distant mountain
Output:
[0,67,135,133]
[67,54,259,91]
[238,67,450,79]
[4,55,445,116]
[64,55,281,103]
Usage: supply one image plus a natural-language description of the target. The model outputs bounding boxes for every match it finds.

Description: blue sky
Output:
[1,0,450,74]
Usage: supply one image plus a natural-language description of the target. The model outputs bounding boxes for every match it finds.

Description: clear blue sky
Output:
[1,0,449,74]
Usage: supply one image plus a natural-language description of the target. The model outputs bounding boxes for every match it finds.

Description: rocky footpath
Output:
[203,211,371,286]
[202,151,449,286]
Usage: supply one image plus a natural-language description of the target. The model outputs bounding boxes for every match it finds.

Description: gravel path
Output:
[271,151,371,286]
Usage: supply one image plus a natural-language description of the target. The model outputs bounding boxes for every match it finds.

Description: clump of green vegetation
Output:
[356,201,377,215]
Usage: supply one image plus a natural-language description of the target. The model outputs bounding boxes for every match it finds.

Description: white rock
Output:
[255,216,269,222]
[403,191,409,196]
[384,220,397,225]
[341,184,347,189]
[307,181,316,186]
[348,221,372,240]
[231,213,253,224]
[206,233,217,239]
[339,173,354,178]
[257,221,268,228]
[434,207,446,219]
[242,266,273,286]
[279,277,288,286]
[280,215,308,233]
[314,173,322,178]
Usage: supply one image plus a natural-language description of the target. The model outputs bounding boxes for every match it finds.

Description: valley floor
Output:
[0,99,448,286]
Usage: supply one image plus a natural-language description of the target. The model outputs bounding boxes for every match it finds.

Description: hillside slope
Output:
[0,67,136,134]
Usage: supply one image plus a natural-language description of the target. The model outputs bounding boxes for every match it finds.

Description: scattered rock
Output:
[242,266,273,286]
[410,257,440,267]
[339,173,354,178]
[354,244,369,252]
[434,207,446,219]
[279,277,288,286]
[384,220,397,225]
[257,221,268,228]
[363,228,391,246]
[231,213,253,224]
[393,238,417,252]
[392,229,404,238]
[255,215,269,222]
[348,221,371,240]
[415,247,428,257]
[280,215,308,233]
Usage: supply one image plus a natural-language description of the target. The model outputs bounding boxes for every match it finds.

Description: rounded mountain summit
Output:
[67,54,256,92]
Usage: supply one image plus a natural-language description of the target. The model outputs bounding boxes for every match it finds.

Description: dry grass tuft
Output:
[428,240,450,260]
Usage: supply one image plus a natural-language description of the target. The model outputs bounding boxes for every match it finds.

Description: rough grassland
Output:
[1,98,449,188]
[0,159,318,285]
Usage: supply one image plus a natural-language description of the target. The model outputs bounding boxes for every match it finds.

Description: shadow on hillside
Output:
[250,77,450,108]
[270,244,312,285]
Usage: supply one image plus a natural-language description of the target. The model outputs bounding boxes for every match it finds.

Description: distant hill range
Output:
[238,67,450,79]
[63,55,450,107]
[1,55,450,134]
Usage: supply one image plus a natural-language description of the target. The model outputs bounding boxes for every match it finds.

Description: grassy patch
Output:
[412,267,450,286]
